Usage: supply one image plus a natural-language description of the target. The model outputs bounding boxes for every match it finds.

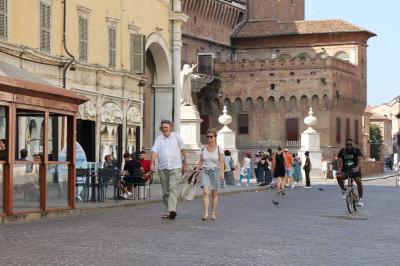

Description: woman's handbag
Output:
[180,170,198,201]
[229,156,235,170]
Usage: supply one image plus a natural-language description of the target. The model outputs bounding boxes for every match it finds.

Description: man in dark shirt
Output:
[122,152,143,198]
[337,138,364,207]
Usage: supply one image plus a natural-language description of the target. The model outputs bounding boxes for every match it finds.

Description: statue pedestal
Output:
[299,131,322,179]
[217,126,238,164]
[180,105,201,168]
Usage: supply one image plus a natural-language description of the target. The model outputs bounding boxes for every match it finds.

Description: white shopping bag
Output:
[180,171,198,201]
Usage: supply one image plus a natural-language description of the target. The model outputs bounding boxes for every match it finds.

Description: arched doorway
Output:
[142,33,172,149]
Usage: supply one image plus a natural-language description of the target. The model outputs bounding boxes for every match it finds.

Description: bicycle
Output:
[395,166,400,187]
[343,171,359,214]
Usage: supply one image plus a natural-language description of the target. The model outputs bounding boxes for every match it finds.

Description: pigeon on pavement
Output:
[318,187,325,191]
[272,200,280,207]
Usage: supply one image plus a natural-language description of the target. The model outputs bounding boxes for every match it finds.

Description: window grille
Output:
[197,54,213,75]
[238,114,249,135]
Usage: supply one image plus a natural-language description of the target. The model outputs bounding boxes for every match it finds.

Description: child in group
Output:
[238,162,247,186]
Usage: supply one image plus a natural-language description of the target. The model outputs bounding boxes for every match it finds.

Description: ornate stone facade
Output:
[182,0,375,158]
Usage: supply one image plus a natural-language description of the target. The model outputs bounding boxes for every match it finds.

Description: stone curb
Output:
[1,186,260,224]
[363,173,397,182]
[2,173,395,224]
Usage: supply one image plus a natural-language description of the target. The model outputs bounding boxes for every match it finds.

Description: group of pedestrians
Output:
[149,118,366,221]
[150,120,226,221]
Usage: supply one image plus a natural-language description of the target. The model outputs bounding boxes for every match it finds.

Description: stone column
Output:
[217,106,238,163]
[153,84,174,137]
[170,1,188,132]
[299,107,322,179]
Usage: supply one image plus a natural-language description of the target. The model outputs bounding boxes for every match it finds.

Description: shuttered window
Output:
[336,118,341,143]
[0,0,7,38]
[286,118,299,141]
[40,1,51,52]
[108,28,116,67]
[198,54,213,75]
[238,114,249,135]
[79,17,88,62]
[130,34,145,74]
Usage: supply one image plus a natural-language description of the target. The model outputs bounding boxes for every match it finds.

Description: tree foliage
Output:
[369,124,383,160]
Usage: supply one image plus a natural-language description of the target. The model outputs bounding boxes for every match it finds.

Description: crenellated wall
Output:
[197,55,366,155]
[215,57,359,76]
[182,0,246,45]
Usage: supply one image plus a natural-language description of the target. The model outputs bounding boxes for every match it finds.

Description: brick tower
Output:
[248,0,304,22]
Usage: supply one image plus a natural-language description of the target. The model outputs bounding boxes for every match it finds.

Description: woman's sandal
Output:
[162,213,169,219]
[210,215,217,221]
[201,215,208,221]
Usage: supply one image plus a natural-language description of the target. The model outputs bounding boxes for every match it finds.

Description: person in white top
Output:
[321,158,328,182]
[151,120,188,220]
[195,128,224,221]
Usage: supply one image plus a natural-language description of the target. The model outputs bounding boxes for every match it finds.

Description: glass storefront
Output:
[13,163,40,211]
[46,164,69,208]
[0,105,5,213]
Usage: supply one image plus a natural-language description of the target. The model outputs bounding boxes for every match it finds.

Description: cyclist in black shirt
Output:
[337,138,364,207]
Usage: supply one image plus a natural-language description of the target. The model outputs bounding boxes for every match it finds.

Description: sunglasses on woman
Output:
[206,135,214,138]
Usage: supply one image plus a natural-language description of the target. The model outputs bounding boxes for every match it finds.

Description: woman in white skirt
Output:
[195,128,224,221]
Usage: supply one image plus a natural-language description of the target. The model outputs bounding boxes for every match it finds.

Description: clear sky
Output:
[305,0,399,106]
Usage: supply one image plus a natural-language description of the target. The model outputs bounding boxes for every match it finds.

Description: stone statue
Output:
[180,64,198,106]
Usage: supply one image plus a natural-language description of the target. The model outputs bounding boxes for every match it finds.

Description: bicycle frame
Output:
[344,171,358,213]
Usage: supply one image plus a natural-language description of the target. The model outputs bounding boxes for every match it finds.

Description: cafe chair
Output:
[130,169,147,200]
[97,168,121,202]
[75,168,90,202]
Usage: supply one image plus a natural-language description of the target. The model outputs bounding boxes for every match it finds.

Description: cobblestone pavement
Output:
[1,177,399,266]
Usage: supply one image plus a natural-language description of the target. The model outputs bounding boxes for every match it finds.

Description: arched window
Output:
[318,52,329,59]
[256,97,264,112]
[268,97,275,112]
[300,95,308,110]
[322,94,329,111]
[210,99,220,115]
[246,97,253,112]
[311,95,319,111]
[233,98,242,113]
[335,51,350,62]
[279,97,286,113]
[278,54,291,60]
[298,53,310,60]
[289,96,297,112]
[224,98,232,112]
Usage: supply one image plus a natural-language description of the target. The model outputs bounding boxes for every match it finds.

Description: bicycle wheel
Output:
[346,191,355,214]
[352,192,358,212]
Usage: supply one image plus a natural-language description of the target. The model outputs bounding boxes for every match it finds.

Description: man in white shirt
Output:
[151,120,188,220]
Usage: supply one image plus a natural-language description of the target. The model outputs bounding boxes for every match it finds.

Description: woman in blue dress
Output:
[292,154,303,186]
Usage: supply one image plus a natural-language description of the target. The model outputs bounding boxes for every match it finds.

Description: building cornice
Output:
[169,11,189,23]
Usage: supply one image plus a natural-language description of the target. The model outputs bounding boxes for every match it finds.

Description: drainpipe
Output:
[62,0,75,89]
